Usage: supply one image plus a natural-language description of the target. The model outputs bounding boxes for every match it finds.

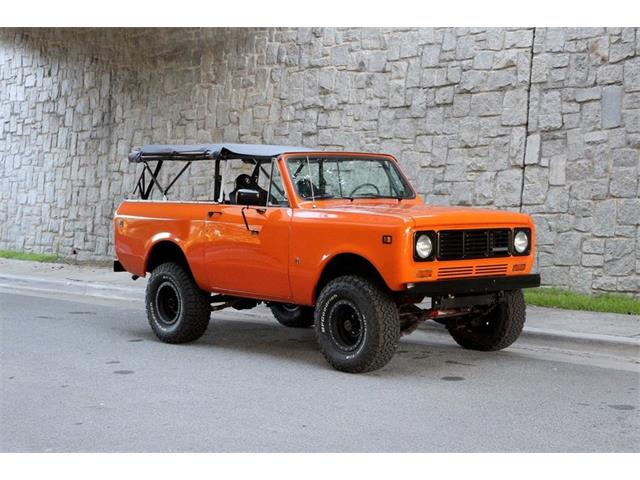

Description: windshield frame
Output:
[284,154,417,203]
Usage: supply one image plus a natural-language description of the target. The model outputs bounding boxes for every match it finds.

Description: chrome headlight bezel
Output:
[414,231,436,261]
[513,228,531,255]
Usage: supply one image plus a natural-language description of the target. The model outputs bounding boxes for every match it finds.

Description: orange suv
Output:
[114,143,540,373]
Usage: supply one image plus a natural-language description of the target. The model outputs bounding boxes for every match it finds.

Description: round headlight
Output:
[514,231,529,253]
[415,234,433,259]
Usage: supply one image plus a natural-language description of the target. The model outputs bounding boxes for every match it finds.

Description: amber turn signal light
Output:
[512,263,526,272]
[416,269,433,278]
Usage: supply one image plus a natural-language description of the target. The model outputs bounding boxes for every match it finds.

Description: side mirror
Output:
[236,189,261,206]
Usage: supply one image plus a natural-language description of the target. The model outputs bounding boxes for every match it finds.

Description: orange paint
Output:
[114,152,536,305]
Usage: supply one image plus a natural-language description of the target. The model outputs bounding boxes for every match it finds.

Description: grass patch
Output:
[525,287,640,315]
[0,249,60,263]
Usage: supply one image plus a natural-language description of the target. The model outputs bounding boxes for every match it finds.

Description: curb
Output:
[418,322,639,349]
[0,273,144,302]
[1,273,638,349]
[522,326,639,348]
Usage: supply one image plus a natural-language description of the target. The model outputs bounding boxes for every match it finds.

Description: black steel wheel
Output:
[146,262,210,343]
[326,299,364,352]
[447,289,526,351]
[314,275,400,373]
[155,281,181,326]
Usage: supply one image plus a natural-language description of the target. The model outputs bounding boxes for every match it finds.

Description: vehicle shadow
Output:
[123,314,525,377]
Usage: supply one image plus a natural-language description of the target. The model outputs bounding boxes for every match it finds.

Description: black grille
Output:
[437,229,511,260]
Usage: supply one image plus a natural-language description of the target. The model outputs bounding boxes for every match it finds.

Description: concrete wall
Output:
[0,28,638,296]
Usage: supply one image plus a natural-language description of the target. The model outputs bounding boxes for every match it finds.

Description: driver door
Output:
[203,159,292,301]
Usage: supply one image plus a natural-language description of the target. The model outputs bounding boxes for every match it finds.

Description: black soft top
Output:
[128,143,314,162]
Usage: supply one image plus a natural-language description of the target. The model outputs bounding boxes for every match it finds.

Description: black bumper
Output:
[400,274,541,297]
[113,260,125,272]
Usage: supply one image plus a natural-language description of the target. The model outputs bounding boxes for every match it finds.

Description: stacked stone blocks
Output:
[0,28,638,296]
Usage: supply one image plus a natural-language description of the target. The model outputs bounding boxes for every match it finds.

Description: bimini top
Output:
[128,143,314,162]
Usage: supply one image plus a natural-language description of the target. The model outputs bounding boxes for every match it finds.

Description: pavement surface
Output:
[1,258,639,342]
[0,258,639,452]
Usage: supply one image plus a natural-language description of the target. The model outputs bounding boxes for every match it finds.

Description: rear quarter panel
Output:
[114,201,210,288]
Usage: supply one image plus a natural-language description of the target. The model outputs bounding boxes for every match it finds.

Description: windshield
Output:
[286,156,415,201]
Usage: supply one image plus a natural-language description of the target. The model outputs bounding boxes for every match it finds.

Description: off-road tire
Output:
[314,275,400,373]
[270,303,315,328]
[447,289,525,351]
[146,262,210,344]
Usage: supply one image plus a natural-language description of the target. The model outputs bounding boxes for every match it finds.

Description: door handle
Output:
[241,207,261,235]
[207,210,223,218]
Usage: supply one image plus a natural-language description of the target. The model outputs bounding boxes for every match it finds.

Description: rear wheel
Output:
[146,262,210,343]
[447,290,525,351]
[314,275,400,373]
[270,303,314,328]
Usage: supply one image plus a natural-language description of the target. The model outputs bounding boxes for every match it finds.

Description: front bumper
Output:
[399,274,541,297]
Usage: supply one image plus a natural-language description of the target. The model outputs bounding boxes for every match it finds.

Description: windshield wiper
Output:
[303,193,335,200]
[343,195,406,202]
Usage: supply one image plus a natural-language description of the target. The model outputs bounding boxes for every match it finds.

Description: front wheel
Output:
[270,303,314,328]
[314,275,400,373]
[447,290,525,351]
[146,262,211,343]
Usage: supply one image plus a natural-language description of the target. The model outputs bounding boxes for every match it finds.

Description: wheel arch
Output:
[144,239,191,275]
[313,252,390,303]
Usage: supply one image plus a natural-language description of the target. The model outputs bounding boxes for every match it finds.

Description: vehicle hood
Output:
[318,201,532,228]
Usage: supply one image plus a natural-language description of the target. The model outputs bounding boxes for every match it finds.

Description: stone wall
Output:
[523,28,640,294]
[0,28,638,296]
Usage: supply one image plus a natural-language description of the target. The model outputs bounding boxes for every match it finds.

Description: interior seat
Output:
[229,174,268,205]
[296,178,319,199]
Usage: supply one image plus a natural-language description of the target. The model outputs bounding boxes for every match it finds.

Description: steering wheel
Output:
[349,183,381,197]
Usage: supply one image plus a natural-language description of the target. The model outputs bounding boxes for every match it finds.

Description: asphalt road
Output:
[1,290,638,452]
